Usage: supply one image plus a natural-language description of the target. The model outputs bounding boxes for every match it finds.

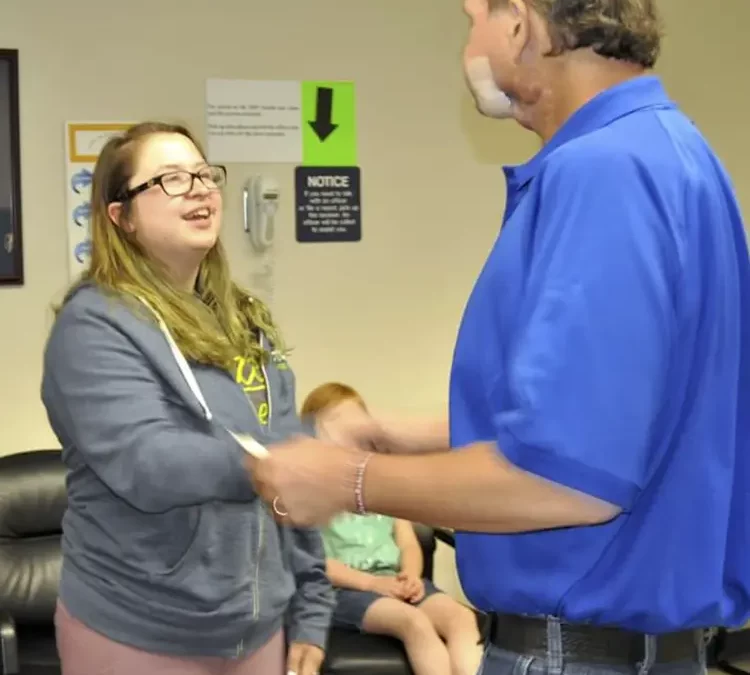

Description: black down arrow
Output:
[308,87,338,141]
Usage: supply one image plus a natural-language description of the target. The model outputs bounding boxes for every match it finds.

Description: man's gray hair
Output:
[488,0,662,68]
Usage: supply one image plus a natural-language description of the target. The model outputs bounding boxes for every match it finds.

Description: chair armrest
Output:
[434,527,455,548]
[0,611,19,675]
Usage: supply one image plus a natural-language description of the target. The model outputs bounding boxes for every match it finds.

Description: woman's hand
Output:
[287,641,325,675]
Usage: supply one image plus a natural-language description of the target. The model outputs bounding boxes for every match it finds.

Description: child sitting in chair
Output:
[301,382,483,675]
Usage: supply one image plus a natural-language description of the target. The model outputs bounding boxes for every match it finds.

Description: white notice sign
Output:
[206,79,302,163]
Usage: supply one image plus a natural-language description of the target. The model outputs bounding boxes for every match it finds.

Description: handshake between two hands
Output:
[231,402,394,528]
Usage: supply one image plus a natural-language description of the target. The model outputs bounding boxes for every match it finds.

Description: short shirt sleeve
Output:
[493,146,677,510]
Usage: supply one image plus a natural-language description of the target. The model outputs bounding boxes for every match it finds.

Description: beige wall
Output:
[0,0,748,599]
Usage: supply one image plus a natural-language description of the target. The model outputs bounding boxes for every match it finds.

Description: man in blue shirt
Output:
[253,1,750,673]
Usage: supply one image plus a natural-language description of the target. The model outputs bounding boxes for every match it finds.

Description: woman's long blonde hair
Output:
[60,121,284,370]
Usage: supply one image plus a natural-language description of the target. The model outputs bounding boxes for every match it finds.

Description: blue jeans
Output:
[477,620,708,675]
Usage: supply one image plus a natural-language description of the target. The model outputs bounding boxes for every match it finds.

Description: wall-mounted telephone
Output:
[243,176,280,252]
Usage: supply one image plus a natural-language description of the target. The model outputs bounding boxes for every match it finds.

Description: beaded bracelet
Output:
[354,452,374,515]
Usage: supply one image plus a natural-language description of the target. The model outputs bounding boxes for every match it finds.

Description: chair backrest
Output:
[411,523,436,580]
[0,450,66,624]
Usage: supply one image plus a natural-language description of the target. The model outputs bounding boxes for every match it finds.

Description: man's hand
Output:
[317,401,449,455]
[369,575,409,600]
[315,399,388,451]
[287,642,325,675]
[396,572,425,603]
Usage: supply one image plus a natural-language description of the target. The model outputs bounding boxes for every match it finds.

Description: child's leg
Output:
[361,597,452,675]
[417,587,484,675]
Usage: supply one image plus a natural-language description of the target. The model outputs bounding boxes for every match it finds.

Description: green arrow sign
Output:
[301,81,357,166]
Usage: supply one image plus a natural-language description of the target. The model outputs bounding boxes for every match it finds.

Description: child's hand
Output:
[370,575,409,600]
[397,573,425,603]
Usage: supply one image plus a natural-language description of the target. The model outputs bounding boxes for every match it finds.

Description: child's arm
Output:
[393,520,424,578]
[325,558,376,591]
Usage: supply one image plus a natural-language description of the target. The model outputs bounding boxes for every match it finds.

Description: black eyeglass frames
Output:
[115,164,227,202]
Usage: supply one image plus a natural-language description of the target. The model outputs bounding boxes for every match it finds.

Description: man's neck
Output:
[527,53,646,144]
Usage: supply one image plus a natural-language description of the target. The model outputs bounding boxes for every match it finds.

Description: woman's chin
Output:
[185,229,219,252]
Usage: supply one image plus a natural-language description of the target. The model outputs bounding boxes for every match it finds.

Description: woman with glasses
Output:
[41,122,333,675]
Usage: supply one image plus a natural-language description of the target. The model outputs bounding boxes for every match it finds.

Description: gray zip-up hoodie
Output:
[40,283,334,658]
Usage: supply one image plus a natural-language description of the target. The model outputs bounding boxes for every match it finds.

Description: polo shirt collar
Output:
[504,75,676,190]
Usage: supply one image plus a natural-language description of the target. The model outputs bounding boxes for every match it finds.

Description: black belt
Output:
[487,614,703,666]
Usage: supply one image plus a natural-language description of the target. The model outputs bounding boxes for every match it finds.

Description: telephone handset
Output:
[243,176,280,252]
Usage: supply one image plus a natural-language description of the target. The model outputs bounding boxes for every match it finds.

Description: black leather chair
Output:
[0,450,66,675]
[0,450,475,675]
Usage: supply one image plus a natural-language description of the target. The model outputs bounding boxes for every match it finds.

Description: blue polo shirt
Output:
[450,75,750,633]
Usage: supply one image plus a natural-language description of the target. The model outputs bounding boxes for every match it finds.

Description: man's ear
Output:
[107,201,134,233]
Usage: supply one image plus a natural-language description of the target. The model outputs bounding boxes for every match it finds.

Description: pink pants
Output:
[55,602,285,675]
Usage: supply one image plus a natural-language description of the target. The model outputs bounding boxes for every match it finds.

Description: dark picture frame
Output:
[0,49,23,286]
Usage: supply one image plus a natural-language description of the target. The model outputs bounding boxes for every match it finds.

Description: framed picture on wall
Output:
[0,49,22,286]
